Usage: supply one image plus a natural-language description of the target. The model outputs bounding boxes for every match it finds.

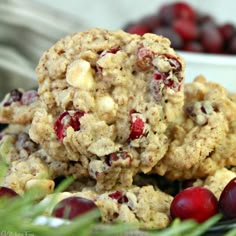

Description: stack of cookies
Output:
[1,28,236,229]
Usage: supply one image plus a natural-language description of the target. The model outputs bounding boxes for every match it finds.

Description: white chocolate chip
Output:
[96,95,117,123]
[97,95,116,113]
[26,179,55,199]
[66,59,95,90]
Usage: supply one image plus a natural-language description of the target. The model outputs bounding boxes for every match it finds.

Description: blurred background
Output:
[0,0,236,99]
[35,0,236,29]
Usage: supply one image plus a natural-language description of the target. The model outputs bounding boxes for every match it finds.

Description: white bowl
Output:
[178,51,236,91]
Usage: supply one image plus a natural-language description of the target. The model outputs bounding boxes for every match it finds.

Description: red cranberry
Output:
[172,2,196,21]
[3,89,22,107]
[170,186,218,223]
[129,112,145,140]
[219,177,236,219]
[158,4,175,25]
[100,47,121,57]
[163,53,182,72]
[197,14,216,27]
[173,18,199,41]
[154,27,183,49]
[54,110,85,141]
[52,196,98,220]
[201,26,223,53]
[183,41,204,53]
[0,187,18,198]
[228,35,236,54]
[140,15,161,31]
[108,191,128,204]
[158,2,196,25]
[105,152,132,166]
[126,24,150,36]
[219,23,235,42]
[136,47,155,70]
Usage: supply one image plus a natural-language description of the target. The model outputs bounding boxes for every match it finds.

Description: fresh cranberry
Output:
[21,90,38,105]
[173,18,199,41]
[140,15,161,31]
[154,27,183,49]
[54,110,85,141]
[172,2,196,21]
[170,186,218,223]
[183,41,204,52]
[52,196,98,220]
[201,26,223,53]
[219,23,235,42]
[108,191,128,204]
[228,35,236,54]
[219,177,236,219]
[197,14,216,27]
[158,4,175,25]
[158,2,196,25]
[129,112,145,140]
[0,187,18,198]
[126,24,150,36]
[3,89,23,107]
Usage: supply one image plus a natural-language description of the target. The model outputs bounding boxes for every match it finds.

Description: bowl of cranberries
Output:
[124,1,236,90]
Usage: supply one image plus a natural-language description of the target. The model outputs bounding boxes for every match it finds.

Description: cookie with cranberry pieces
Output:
[0,89,39,125]
[30,28,185,191]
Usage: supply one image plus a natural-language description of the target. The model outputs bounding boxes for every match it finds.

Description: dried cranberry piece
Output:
[100,47,121,57]
[105,152,131,166]
[108,191,128,204]
[162,53,182,72]
[136,47,155,70]
[54,110,85,141]
[129,112,145,140]
[3,89,23,107]
[108,191,123,200]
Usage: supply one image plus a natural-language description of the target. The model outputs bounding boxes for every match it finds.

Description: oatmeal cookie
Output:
[193,168,236,199]
[0,125,54,196]
[0,89,39,124]
[41,185,173,229]
[153,76,235,180]
[30,28,185,191]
